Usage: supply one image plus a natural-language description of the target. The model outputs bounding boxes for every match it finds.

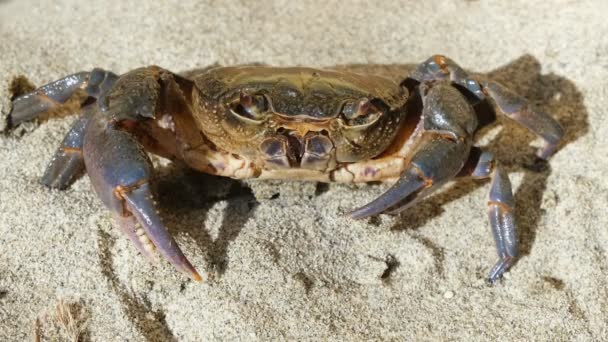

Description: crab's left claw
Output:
[350,82,474,219]
[84,114,202,282]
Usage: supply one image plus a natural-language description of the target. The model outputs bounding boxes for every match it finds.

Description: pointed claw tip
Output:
[347,209,366,220]
[178,262,204,282]
[192,271,204,283]
[181,265,203,282]
[348,206,379,220]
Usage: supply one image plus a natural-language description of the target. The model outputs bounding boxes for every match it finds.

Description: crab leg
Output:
[8,68,117,128]
[40,114,90,189]
[407,55,563,159]
[482,81,563,159]
[9,70,119,188]
[487,166,517,282]
[459,148,518,282]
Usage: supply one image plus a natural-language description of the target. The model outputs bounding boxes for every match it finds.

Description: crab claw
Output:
[84,114,202,282]
[121,183,202,281]
[348,168,427,219]
[112,213,159,264]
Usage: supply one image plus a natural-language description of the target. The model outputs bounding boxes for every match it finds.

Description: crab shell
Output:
[182,66,409,181]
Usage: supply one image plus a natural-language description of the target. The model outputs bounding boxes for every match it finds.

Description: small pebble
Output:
[443,290,454,299]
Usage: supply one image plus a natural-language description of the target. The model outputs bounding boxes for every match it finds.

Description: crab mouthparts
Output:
[259,127,334,170]
[279,129,305,164]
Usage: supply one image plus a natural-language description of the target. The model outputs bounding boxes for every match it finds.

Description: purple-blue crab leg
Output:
[41,113,90,189]
[482,81,563,159]
[407,55,563,160]
[460,148,518,283]
[8,68,117,128]
[9,69,118,189]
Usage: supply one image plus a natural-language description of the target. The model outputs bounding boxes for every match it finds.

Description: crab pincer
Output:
[8,68,202,282]
[84,114,202,282]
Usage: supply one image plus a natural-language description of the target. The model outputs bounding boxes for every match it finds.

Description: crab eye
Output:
[229,91,269,121]
[340,98,383,127]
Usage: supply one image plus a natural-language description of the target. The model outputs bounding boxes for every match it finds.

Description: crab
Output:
[7,55,563,283]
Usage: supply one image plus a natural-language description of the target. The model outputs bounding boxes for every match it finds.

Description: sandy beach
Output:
[1,0,607,340]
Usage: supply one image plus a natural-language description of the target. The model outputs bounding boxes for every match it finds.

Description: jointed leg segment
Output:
[8,69,117,128]
[408,55,564,160]
[461,148,518,282]
[9,69,118,189]
[41,114,90,189]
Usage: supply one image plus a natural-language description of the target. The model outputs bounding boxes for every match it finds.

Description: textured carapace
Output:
[191,66,409,169]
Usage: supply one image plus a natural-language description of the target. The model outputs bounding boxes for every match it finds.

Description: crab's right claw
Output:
[350,82,473,219]
[122,183,202,282]
[84,115,202,282]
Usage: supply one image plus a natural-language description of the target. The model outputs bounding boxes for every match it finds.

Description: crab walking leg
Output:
[8,70,119,189]
[84,114,202,282]
[40,114,90,189]
[8,68,118,127]
[481,82,563,159]
[408,55,487,99]
[487,167,517,282]
[407,55,563,159]
[461,149,518,282]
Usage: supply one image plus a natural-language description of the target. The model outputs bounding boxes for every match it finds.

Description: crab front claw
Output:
[83,114,202,282]
[8,68,202,282]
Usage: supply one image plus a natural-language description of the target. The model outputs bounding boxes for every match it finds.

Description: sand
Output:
[1,0,607,340]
